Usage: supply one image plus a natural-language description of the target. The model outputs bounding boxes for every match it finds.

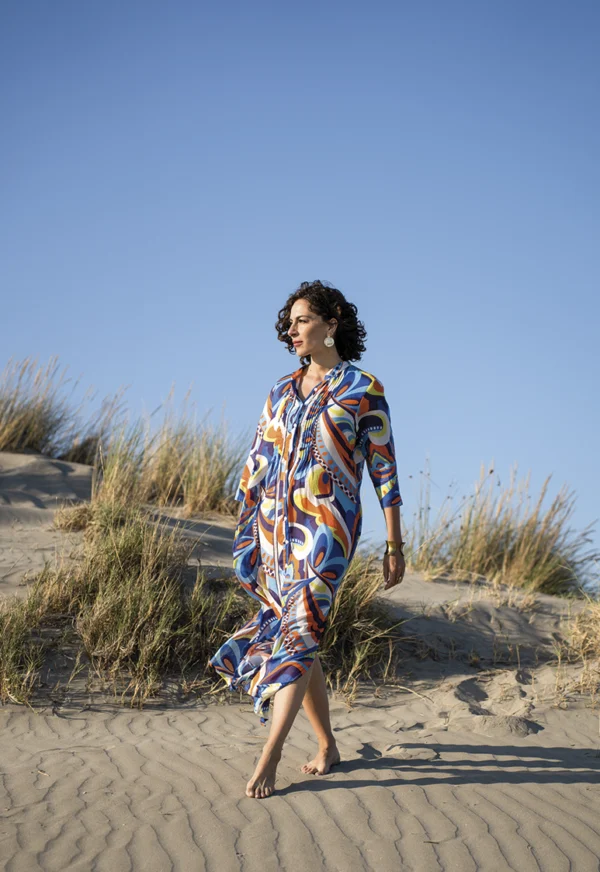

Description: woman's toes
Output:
[302,747,340,776]
[245,747,281,798]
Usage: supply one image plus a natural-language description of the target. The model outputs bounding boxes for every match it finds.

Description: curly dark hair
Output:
[275,280,367,364]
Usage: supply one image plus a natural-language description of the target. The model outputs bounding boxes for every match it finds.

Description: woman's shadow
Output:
[279,741,600,794]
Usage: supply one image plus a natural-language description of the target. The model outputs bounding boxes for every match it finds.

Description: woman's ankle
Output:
[262,742,283,760]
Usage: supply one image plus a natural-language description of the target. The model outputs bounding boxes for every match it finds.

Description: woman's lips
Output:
[293,341,302,346]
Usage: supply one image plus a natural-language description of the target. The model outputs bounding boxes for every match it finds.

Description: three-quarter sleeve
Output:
[356,377,402,509]
[235,388,275,503]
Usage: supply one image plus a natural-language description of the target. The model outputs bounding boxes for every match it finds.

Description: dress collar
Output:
[290,359,348,400]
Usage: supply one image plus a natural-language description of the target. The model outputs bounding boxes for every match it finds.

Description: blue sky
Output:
[2,1,598,558]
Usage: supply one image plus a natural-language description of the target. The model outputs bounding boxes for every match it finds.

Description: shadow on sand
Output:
[280,741,600,793]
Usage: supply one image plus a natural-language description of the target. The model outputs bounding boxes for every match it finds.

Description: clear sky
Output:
[2,1,599,554]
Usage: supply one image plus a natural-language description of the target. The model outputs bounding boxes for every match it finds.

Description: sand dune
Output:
[1,450,599,871]
[0,452,93,598]
[1,685,599,871]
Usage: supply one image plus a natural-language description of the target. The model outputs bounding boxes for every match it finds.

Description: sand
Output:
[1,450,599,871]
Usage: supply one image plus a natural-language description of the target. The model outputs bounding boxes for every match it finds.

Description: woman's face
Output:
[287,299,334,357]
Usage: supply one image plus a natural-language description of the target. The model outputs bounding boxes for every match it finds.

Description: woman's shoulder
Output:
[266,368,299,403]
[272,367,299,390]
[343,363,386,393]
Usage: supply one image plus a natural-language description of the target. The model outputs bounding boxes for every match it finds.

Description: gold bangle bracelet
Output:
[385,540,405,555]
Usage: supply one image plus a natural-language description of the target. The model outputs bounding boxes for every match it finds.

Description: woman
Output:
[209,280,405,799]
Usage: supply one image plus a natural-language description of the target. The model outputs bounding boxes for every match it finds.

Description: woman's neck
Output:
[305,353,342,379]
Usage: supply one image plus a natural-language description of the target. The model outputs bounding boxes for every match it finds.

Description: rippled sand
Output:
[1,686,599,872]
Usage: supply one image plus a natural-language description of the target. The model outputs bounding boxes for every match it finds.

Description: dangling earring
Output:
[324,335,335,347]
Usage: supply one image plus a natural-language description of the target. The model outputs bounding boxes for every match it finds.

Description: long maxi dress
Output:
[209,358,402,723]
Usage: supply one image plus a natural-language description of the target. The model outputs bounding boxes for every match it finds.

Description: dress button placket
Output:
[282,400,300,571]
[277,363,343,583]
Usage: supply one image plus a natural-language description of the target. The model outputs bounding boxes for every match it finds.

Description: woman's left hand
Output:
[383,552,406,590]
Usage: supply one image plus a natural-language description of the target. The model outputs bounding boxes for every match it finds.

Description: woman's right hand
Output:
[382,551,405,590]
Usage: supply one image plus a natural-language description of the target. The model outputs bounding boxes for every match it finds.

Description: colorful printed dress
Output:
[209,358,402,722]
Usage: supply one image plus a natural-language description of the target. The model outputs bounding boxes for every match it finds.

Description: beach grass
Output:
[1,501,404,707]
[0,599,44,705]
[92,407,246,518]
[321,551,406,698]
[405,461,598,595]
[0,356,124,464]
[562,596,600,699]
[565,597,600,661]
[11,501,252,705]
[0,355,246,517]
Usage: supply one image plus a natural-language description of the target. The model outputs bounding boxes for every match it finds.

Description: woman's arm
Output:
[235,388,275,503]
[356,375,405,589]
[355,376,402,509]
[383,504,403,544]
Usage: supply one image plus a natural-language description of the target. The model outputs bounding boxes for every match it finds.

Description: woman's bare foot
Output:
[301,743,340,775]
[246,747,281,798]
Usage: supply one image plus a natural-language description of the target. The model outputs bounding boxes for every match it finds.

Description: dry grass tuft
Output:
[0,599,43,704]
[563,597,600,663]
[557,598,600,703]
[406,461,598,595]
[0,356,125,463]
[0,357,244,516]
[58,390,127,466]
[53,503,95,532]
[321,551,407,699]
[19,502,255,705]
[92,401,246,518]
[0,356,72,455]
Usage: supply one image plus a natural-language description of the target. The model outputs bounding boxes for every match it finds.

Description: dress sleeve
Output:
[234,388,276,503]
[356,377,402,509]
